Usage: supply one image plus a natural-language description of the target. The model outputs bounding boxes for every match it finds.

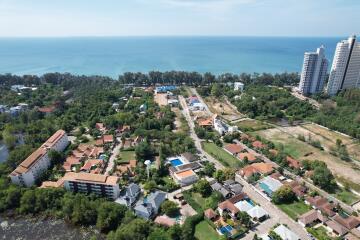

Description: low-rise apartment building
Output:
[10,130,69,187]
[62,172,120,200]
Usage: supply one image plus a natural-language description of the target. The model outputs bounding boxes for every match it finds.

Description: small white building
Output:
[190,103,205,111]
[273,225,300,240]
[173,169,198,186]
[234,82,244,91]
[246,206,268,221]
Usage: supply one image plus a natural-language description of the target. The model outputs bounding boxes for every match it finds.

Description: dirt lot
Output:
[268,123,360,162]
[203,96,244,121]
[154,93,168,106]
[255,127,360,185]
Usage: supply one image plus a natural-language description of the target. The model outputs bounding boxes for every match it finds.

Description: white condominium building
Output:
[326,35,360,95]
[298,46,328,95]
[62,172,120,200]
[10,130,69,187]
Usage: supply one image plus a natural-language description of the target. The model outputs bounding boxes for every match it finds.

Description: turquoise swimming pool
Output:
[170,158,183,167]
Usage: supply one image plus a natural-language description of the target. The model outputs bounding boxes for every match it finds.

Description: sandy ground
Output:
[171,107,182,132]
[256,127,360,185]
[154,93,168,106]
[204,97,244,121]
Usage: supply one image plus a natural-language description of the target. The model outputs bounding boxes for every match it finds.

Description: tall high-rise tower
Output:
[326,35,360,95]
[298,46,328,95]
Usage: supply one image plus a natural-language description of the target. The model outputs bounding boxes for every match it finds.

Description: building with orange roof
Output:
[103,135,114,144]
[172,169,198,186]
[115,160,137,177]
[238,152,257,162]
[198,118,213,128]
[10,130,69,187]
[62,172,120,200]
[95,122,106,133]
[224,144,243,156]
[286,156,302,169]
[80,159,104,174]
[252,141,267,149]
[238,162,274,180]
[218,200,239,218]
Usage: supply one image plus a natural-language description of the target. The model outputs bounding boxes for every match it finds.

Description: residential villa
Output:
[134,191,167,220]
[273,225,300,240]
[80,159,104,174]
[237,163,274,180]
[10,130,69,187]
[115,183,141,207]
[224,144,243,156]
[115,159,137,177]
[172,169,198,186]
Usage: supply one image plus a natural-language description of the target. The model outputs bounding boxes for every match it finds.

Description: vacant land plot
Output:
[195,221,219,240]
[277,200,311,220]
[277,123,360,162]
[204,97,244,122]
[202,142,242,168]
[255,128,360,185]
[154,93,168,106]
[331,188,359,205]
[236,119,272,131]
[118,150,136,162]
[306,226,334,240]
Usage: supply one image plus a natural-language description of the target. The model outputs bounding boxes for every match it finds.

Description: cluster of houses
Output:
[299,196,360,238]
[0,103,28,116]
[204,190,270,237]
[187,95,206,111]
[197,115,238,136]
[115,183,167,220]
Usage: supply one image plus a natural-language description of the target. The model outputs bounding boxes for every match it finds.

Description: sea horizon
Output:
[0,36,342,78]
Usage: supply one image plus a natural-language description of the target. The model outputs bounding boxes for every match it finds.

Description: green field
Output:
[236,119,271,131]
[118,150,136,162]
[331,187,359,205]
[195,221,219,240]
[277,200,311,220]
[202,142,243,168]
[306,226,334,240]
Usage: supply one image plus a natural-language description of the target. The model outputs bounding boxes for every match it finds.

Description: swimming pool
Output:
[246,198,255,206]
[170,158,184,167]
[219,225,233,235]
[259,182,273,196]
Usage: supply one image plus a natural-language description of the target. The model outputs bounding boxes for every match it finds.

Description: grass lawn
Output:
[195,221,219,240]
[277,200,311,220]
[236,119,271,131]
[306,226,334,240]
[331,187,359,205]
[192,192,207,207]
[118,150,136,162]
[202,142,242,168]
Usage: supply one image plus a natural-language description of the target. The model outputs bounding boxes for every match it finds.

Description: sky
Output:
[0,0,359,37]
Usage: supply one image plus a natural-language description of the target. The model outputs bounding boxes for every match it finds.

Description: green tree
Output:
[193,179,212,197]
[160,200,179,217]
[203,162,216,177]
[311,166,336,191]
[96,202,127,232]
[272,185,296,204]
[107,218,151,240]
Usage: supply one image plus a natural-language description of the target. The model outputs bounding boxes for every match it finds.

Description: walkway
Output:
[105,138,122,175]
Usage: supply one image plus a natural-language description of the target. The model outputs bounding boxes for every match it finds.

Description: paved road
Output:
[236,176,311,240]
[105,139,122,175]
[179,95,224,170]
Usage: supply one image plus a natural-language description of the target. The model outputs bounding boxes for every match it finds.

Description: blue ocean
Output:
[0,37,340,78]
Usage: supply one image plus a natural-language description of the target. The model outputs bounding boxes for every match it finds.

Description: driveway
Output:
[179,95,224,170]
[105,139,122,175]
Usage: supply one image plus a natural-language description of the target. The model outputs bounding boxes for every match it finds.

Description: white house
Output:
[172,169,199,186]
[234,82,244,91]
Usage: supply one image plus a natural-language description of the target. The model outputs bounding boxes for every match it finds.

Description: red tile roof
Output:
[224,144,243,154]
[218,200,239,215]
[252,141,266,149]
[238,152,256,162]
[286,156,302,169]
